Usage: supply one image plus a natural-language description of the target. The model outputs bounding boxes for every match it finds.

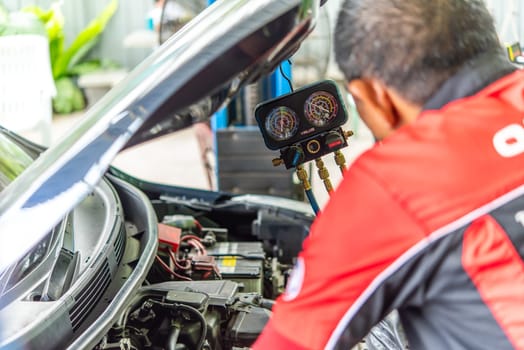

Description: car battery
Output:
[207,242,265,294]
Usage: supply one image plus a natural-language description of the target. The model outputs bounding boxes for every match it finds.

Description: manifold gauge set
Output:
[255,80,354,214]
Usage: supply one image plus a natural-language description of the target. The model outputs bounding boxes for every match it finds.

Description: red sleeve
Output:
[252,320,308,349]
[253,161,426,350]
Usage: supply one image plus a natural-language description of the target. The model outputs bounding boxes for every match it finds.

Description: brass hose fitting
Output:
[296,165,312,191]
[315,158,333,194]
[272,158,284,167]
[344,130,354,140]
[334,150,347,175]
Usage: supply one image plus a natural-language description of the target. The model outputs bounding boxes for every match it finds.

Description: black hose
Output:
[118,290,166,327]
[260,298,275,311]
[176,304,207,350]
[118,291,207,349]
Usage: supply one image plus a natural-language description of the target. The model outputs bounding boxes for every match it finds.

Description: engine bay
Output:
[95,79,354,350]
[95,181,314,350]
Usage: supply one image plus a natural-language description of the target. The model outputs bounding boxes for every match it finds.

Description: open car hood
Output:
[0,0,319,273]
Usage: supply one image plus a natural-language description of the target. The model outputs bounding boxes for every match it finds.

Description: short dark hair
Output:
[334,0,502,104]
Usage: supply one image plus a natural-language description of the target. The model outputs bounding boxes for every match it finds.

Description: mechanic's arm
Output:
[253,163,426,350]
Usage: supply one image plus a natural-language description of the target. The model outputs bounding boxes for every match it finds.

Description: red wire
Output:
[193,219,203,232]
[187,240,205,255]
[168,249,191,270]
[155,256,192,281]
[181,235,207,255]
[180,234,202,241]
[160,235,215,281]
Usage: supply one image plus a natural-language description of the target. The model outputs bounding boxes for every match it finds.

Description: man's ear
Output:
[347,79,401,140]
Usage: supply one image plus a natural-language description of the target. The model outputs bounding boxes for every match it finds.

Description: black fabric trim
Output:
[490,194,524,261]
[333,226,513,350]
[423,52,517,111]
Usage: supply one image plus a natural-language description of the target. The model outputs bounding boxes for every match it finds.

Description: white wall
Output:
[485,0,524,45]
[4,0,523,71]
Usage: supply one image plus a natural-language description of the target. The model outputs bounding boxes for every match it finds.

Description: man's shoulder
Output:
[357,69,524,174]
[347,73,524,231]
[428,69,524,118]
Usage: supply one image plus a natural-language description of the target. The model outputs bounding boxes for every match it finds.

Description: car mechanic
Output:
[253,0,524,349]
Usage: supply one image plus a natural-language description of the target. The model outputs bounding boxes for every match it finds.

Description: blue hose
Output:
[292,152,301,167]
[305,189,320,215]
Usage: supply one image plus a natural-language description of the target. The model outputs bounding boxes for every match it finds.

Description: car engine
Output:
[95,183,313,350]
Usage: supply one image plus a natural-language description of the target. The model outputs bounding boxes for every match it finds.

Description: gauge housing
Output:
[304,90,339,127]
[265,106,300,141]
[255,80,348,150]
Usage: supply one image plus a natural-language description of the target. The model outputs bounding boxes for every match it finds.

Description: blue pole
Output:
[208,0,226,190]
[270,60,292,97]
[208,0,227,129]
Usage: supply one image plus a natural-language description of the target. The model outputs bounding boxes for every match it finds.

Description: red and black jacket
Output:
[254,53,524,349]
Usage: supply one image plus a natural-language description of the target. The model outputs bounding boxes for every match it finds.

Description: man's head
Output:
[334,0,501,139]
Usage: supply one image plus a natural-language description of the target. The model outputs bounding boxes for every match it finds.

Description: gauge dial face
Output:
[265,106,299,141]
[304,91,339,127]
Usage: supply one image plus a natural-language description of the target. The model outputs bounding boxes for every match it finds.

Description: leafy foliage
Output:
[52,76,86,115]
[0,133,33,189]
[21,0,119,114]
[48,0,118,80]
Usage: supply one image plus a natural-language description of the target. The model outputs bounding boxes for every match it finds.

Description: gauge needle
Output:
[310,102,330,115]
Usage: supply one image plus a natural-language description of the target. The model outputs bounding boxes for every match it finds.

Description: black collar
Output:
[423,52,517,110]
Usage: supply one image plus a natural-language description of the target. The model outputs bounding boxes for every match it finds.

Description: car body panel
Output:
[0,0,319,274]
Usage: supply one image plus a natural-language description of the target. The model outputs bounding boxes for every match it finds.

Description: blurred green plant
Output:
[0,133,33,190]
[1,0,119,114]
[0,4,6,28]
[23,0,118,80]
